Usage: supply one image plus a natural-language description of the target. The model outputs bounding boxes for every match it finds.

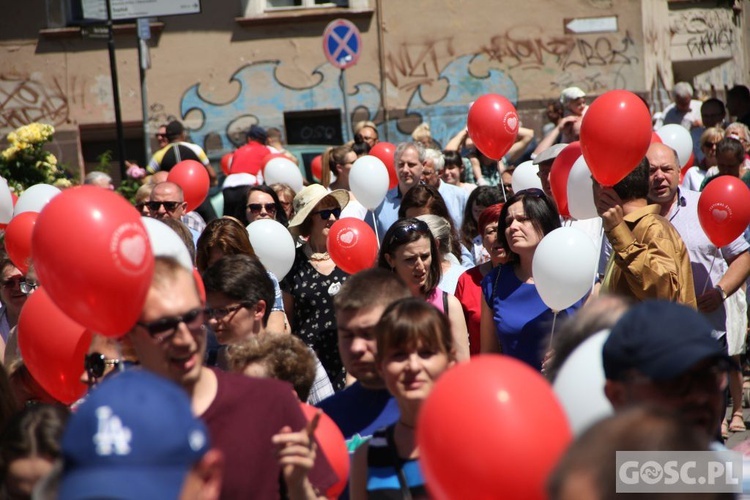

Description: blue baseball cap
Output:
[59,370,210,500]
[603,300,731,381]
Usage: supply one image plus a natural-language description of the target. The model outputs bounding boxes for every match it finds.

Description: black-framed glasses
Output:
[84,352,121,381]
[19,280,38,295]
[247,203,277,215]
[136,307,206,343]
[147,201,182,213]
[312,207,341,220]
[155,133,167,139]
[206,303,249,321]
[0,277,24,289]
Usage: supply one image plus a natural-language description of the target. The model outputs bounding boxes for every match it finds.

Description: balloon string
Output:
[701,254,717,294]
[371,210,380,248]
[548,310,559,349]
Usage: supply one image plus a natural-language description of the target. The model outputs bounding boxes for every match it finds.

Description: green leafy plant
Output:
[0,123,71,193]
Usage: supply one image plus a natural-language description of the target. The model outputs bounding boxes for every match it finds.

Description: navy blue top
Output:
[481,264,584,370]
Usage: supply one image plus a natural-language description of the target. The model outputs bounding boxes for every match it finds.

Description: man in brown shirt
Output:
[593,158,697,307]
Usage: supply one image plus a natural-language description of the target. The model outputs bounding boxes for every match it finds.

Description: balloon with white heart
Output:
[656,124,693,167]
[264,157,303,193]
[14,184,61,217]
[349,155,390,210]
[246,219,296,280]
[553,329,613,436]
[566,155,598,220]
[141,217,194,271]
[511,161,542,193]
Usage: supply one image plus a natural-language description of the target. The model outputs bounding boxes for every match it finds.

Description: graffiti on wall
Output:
[671,9,735,59]
[0,77,68,134]
[179,29,638,150]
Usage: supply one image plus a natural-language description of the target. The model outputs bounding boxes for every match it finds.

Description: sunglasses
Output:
[389,218,431,246]
[84,352,121,381]
[20,280,38,295]
[247,203,277,215]
[155,133,167,139]
[136,307,206,343]
[312,207,341,220]
[1,277,24,289]
[147,201,182,212]
[702,141,720,148]
[206,303,248,321]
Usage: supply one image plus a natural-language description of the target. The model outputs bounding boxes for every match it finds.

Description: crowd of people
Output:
[1,82,750,498]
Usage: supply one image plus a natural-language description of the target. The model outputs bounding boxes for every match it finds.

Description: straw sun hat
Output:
[287,184,349,232]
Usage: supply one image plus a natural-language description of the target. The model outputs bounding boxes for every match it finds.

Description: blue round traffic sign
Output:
[322,19,362,70]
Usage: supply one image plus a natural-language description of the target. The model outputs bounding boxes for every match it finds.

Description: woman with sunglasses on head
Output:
[349,298,455,499]
[480,189,584,371]
[378,218,470,361]
[281,185,351,390]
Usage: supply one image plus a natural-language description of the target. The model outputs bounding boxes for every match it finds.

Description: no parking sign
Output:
[322,19,362,69]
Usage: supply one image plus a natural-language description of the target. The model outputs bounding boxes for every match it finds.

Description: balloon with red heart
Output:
[5,212,37,274]
[467,94,519,161]
[18,288,92,405]
[369,142,398,189]
[698,176,750,247]
[168,160,210,212]
[580,90,652,187]
[300,403,349,499]
[327,218,379,274]
[549,142,582,218]
[32,186,155,337]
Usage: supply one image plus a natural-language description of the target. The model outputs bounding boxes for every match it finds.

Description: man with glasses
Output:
[423,148,468,230]
[128,256,336,498]
[148,182,201,246]
[603,300,736,441]
[353,121,378,148]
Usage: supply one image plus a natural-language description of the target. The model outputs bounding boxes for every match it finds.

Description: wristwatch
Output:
[715,285,727,302]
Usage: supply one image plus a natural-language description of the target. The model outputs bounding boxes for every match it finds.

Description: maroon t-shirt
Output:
[201,368,336,499]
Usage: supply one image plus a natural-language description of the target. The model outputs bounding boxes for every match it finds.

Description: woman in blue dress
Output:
[479,189,584,370]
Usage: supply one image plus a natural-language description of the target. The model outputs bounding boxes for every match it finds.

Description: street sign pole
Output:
[323,19,361,145]
[137,18,152,164]
[340,67,352,143]
[105,0,127,181]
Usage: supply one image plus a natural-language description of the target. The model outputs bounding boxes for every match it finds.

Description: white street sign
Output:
[82,0,200,21]
[564,16,618,34]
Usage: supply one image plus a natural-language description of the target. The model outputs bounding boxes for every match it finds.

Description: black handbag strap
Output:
[386,425,413,500]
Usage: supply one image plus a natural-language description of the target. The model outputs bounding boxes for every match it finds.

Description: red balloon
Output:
[651,131,663,144]
[193,267,206,304]
[467,94,519,161]
[327,218,379,275]
[580,90,652,187]
[32,186,154,337]
[220,153,232,176]
[680,152,694,183]
[311,155,323,181]
[370,142,398,189]
[300,403,349,499]
[18,288,92,405]
[5,212,37,274]
[168,160,210,212]
[417,355,572,500]
[698,176,750,247]
[549,142,582,218]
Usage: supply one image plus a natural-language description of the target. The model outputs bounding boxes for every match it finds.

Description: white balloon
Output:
[264,158,303,193]
[14,184,61,217]
[141,217,194,271]
[511,160,542,193]
[532,226,597,311]
[0,177,13,225]
[656,124,693,167]
[246,219,296,280]
[349,155,389,210]
[553,329,613,436]
[566,156,598,220]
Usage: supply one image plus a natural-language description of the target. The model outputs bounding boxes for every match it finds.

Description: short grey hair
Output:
[673,82,694,99]
[395,142,425,164]
[416,214,452,257]
[84,171,112,185]
[424,149,445,171]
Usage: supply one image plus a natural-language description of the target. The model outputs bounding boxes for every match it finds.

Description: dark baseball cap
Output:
[247,124,268,143]
[603,300,731,381]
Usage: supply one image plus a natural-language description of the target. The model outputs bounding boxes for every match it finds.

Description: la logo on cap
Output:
[93,406,132,456]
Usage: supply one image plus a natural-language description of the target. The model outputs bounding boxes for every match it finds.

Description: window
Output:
[266,0,348,9]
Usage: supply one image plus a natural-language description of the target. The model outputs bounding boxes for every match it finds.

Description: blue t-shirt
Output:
[317,382,399,453]
[481,264,584,370]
